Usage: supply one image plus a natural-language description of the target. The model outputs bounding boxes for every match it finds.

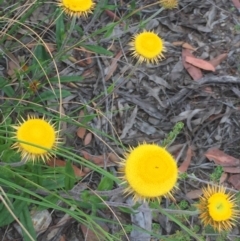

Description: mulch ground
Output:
[1,0,240,240]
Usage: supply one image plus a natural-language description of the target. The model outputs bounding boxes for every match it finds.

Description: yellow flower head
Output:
[58,0,95,18]
[129,30,166,64]
[160,0,178,9]
[12,116,59,162]
[197,185,239,232]
[119,143,178,203]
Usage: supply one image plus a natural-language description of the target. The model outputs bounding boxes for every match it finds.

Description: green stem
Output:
[59,15,76,53]
[158,206,204,241]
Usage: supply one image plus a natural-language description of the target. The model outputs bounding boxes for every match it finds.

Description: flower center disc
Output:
[62,0,93,11]
[125,144,177,197]
[135,32,163,58]
[17,119,55,154]
[208,193,232,221]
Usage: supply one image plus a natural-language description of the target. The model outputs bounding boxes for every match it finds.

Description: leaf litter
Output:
[2,0,240,239]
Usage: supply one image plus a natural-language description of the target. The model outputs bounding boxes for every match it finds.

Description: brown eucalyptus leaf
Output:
[107,152,121,163]
[83,132,92,146]
[77,127,86,139]
[47,159,84,177]
[185,56,215,71]
[178,146,193,173]
[223,166,240,173]
[219,172,228,184]
[209,53,228,68]
[186,189,203,200]
[81,150,117,167]
[231,0,240,10]
[205,148,240,166]
[172,41,184,46]
[105,50,122,81]
[182,42,197,51]
[228,174,240,190]
[182,49,203,80]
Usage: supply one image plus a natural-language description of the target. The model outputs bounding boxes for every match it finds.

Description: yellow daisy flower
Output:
[160,0,178,9]
[129,30,166,64]
[197,185,239,232]
[119,143,178,203]
[12,116,59,162]
[58,0,95,18]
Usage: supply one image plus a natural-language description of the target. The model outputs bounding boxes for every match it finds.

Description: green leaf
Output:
[2,85,15,97]
[19,206,37,241]
[32,44,51,66]
[49,75,83,83]
[38,194,60,211]
[103,23,116,38]
[0,196,28,227]
[33,89,71,103]
[41,176,65,190]
[64,160,76,190]
[55,10,65,49]
[81,44,113,56]
[97,176,114,191]
[158,206,204,241]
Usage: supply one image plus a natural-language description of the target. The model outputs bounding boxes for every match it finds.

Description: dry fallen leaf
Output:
[83,132,92,146]
[219,172,228,184]
[26,42,56,52]
[186,189,203,200]
[231,0,240,9]
[107,152,121,163]
[47,158,84,177]
[223,166,240,173]
[182,42,197,51]
[105,9,120,21]
[78,110,85,122]
[172,41,184,46]
[105,50,123,81]
[205,148,240,166]
[185,56,215,71]
[209,53,228,68]
[182,49,203,81]
[178,146,193,173]
[228,173,240,190]
[77,127,87,139]
[81,223,109,241]
[81,150,117,167]
[7,60,19,78]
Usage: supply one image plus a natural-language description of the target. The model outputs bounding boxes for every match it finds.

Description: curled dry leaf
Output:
[205,148,240,166]
[228,174,240,190]
[209,53,228,68]
[185,56,215,71]
[47,158,84,177]
[178,146,193,173]
[182,49,203,81]
[83,132,92,146]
